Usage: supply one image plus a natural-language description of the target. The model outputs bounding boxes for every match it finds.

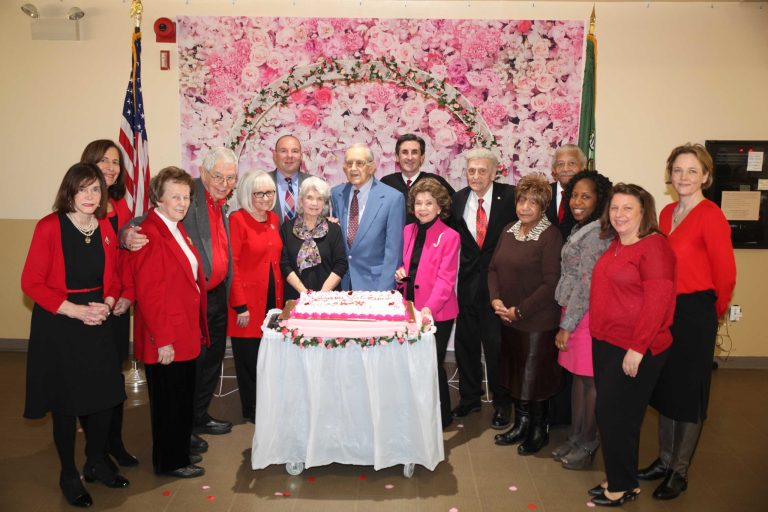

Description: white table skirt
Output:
[251,310,444,472]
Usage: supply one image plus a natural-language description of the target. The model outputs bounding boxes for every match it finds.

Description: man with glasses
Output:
[122,147,239,456]
[269,135,309,226]
[546,144,587,239]
[330,143,404,291]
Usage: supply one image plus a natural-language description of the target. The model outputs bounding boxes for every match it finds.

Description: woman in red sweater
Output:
[638,144,736,500]
[588,184,676,507]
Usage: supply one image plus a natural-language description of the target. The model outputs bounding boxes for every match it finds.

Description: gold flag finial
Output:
[588,5,596,36]
[130,0,143,29]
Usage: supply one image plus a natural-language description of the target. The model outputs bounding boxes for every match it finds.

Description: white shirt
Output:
[462,183,494,240]
[400,171,421,186]
[155,208,199,288]
[555,181,565,213]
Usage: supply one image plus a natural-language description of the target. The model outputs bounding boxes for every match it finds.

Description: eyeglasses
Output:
[554,160,579,169]
[252,190,276,199]
[344,159,372,169]
[206,169,238,185]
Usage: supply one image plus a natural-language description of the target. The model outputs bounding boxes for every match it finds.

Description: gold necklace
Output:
[67,213,97,244]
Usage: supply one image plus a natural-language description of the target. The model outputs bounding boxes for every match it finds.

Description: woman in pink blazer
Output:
[395,178,460,429]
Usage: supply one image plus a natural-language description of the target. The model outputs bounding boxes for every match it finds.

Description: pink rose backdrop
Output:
[178,16,585,188]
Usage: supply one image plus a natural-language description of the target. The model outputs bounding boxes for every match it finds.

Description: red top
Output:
[127,209,210,364]
[205,189,229,290]
[227,209,284,338]
[21,212,120,314]
[590,234,676,355]
[659,199,736,318]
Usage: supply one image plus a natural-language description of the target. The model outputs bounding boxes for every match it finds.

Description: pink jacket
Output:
[400,219,460,322]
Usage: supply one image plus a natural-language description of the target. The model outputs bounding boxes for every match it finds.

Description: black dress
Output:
[24,214,125,419]
[108,214,131,362]
[279,218,348,301]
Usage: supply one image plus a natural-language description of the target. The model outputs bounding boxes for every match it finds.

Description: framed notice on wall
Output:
[705,140,768,249]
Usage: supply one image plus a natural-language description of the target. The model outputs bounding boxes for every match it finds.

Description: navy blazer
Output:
[269,170,310,226]
[330,178,405,291]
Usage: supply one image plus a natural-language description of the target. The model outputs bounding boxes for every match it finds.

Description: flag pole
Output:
[578,5,597,170]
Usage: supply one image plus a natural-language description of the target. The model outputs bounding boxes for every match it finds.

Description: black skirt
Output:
[650,291,717,422]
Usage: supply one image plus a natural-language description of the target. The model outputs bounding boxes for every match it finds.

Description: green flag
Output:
[578,15,596,170]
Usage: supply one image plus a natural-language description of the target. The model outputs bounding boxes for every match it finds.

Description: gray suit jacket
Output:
[269,170,309,226]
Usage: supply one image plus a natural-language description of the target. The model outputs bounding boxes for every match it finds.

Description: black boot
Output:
[60,473,93,508]
[518,400,549,455]
[494,401,530,445]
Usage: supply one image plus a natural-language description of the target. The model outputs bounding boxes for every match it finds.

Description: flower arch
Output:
[228,56,507,177]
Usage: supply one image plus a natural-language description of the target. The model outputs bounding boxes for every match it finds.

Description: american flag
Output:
[119,29,150,216]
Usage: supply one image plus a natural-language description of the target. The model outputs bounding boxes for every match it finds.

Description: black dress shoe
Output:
[637,457,667,480]
[109,448,139,467]
[190,433,209,454]
[491,407,511,430]
[193,415,232,435]
[60,476,93,508]
[83,463,130,488]
[591,489,639,507]
[189,454,203,464]
[588,483,607,496]
[652,471,688,500]
[164,464,205,478]
[452,403,481,418]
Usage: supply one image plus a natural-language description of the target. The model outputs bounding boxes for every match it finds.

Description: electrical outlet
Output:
[729,305,742,322]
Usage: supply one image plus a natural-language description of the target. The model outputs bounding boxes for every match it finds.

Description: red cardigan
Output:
[227,209,284,338]
[590,234,676,355]
[21,212,120,314]
[127,209,210,364]
[659,200,736,318]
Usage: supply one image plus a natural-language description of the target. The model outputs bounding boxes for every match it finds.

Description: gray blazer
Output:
[269,170,309,226]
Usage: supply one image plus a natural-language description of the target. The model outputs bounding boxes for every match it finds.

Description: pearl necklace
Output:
[67,213,97,244]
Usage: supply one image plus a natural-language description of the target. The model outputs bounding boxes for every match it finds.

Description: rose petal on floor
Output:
[527,504,538,510]
[385,484,394,489]
[358,474,367,481]
[449,508,459,512]
[162,490,171,497]
[587,502,596,508]
[307,476,317,483]
[274,492,283,496]
[201,485,210,490]
[508,486,518,491]
[206,496,215,501]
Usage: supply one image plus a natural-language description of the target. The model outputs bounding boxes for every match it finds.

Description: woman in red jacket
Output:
[639,144,736,500]
[22,163,128,507]
[79,139,137,468]
[127,167,209,478]
[227,170,284,423]
[588,184,676,506]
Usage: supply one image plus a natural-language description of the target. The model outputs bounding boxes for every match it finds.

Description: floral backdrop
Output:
[178,16,585,188]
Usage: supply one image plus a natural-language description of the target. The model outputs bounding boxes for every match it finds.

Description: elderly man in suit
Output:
[331,143,405,291]
[269,135,309,226]
[451,148,517,430]
[122,147,238,454]
[381,134,455,224]
[545,144,587,239]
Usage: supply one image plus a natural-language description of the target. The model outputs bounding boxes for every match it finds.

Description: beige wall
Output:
[1,1,767,355]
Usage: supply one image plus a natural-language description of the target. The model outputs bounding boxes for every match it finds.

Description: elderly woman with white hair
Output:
[226,170,285,423]
[280,176,348,300]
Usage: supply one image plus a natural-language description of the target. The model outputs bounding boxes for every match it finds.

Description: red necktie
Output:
[476,198,487,248]
[284,177,295,222]
[347,190,359,248]
[406,178,412,188]
[557,189,565,223]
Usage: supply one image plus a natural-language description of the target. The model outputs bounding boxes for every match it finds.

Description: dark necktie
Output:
[476,198,487,248]
[406,178,412,188]
[347,189,360,248]
[284,177,295,222]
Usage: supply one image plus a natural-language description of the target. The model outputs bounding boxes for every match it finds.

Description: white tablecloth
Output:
[251,310,444,472]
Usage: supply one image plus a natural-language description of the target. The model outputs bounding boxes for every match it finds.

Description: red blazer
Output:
[227,209,284,338]
[127,209,210,364]
[21,212,120,314]
[399,219,460,322]
[108,197,133,295]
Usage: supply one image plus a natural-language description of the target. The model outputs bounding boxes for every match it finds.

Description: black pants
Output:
[193,284,227,424]
[593,339,668,492]
[231,337,261,418]
[53,409,111,478]
[145,359,195,473]
[434,319,454,425]
[454,300,510,408]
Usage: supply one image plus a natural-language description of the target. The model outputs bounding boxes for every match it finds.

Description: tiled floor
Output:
[1,351,765,511]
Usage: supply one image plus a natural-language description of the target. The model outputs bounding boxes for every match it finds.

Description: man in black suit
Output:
[380,134,455,224]
[545,144,587,239]
[451,148,517,430]
[269,134,310,226]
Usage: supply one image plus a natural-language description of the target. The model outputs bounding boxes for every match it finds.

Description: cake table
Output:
[251,307,444,478]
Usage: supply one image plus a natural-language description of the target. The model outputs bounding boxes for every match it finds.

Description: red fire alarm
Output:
[153,17,176,43]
